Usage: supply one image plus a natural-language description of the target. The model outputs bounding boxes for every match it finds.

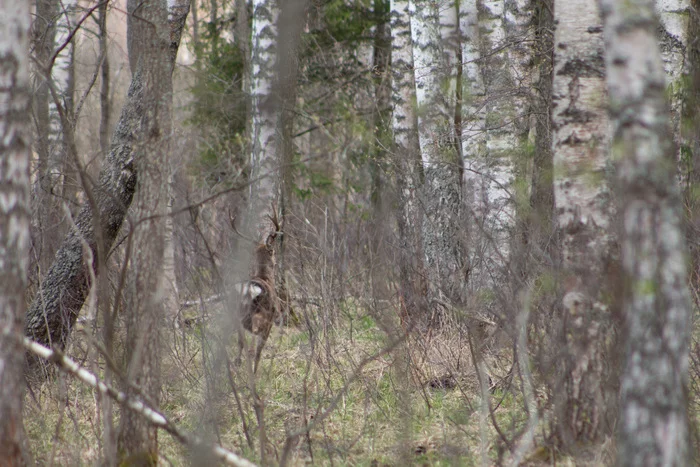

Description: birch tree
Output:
[248,0,280,240]
[600,0,692,464]
[49,0,76,160]
[463,0,529,289]
[655,0,690,162]
[683,1,700,282]
[457,0,485,185]
[32,0,77,273]
[411,0,464,319]
[0,0,31,461]
[551,0,615,445]
[32,0,54,170]
[391,0,427,319]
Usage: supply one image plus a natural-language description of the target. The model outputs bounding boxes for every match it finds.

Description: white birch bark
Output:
[0,0,31,461]
[412,0,464,313]
[24,338,258,467]
[458,0,484,156]
[48,0,76,197]
[551,0,613,444]
[656,0,690,85]
[49,0,76,144]
[470,0,509,259]
[32,0,76,274]
[553,1,610,263]
[465,0,530,288]
[391,0,427,318]
[458,1,488,287]
[600,1,692,464]
[249,0,280,239]
[654,0,690,169]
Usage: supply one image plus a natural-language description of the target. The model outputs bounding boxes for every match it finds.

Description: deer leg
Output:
[253,336,265,374]
[253,325,272,374]
[235,327,246,367]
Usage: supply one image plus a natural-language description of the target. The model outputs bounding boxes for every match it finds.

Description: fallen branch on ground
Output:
[22,337,257,467]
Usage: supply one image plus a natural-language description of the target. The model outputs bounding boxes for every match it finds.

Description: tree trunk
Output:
[98,0,111,156]
[655,0,690,166]
[52,0,77,207]
[25,0,190,363]
[368,0,392,303]
[32,0,55,171]
[684,1,700,287]
[234,0,251,141]
[31,0,74,277]
[412,0,464,321]
[464,0,528,290]
[0,0,32,462]
[249,0,281,239]
[551,0,616,446]
[116,0,182,461]
[276,0,305,325]
[244,0,285,461]
[600,1,692,464]
[390,0,427,320]
[527,0,554,256]
[458,0,486,290]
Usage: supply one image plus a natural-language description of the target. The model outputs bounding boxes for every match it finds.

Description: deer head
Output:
[254,203,281,281]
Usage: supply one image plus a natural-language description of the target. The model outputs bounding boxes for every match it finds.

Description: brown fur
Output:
[238,208,281,373]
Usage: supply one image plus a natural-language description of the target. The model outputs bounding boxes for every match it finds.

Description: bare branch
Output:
[22,338,258,467]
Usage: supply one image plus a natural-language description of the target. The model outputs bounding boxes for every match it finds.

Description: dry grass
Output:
[23,296,653,466]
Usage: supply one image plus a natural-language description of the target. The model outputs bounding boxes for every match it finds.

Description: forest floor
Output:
[22,297,650,466]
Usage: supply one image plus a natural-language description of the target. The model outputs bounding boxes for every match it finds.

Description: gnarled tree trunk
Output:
[25,0,190,363]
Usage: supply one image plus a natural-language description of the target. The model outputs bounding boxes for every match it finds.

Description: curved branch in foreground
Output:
[22,337,257,467]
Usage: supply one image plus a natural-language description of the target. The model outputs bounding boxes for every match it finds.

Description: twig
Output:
[181,293,224,308]
[279,323,414,465]
[22,338,257,467]
[507,287,538,466]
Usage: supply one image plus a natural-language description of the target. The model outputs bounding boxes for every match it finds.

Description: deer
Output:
[237,204,282,373]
